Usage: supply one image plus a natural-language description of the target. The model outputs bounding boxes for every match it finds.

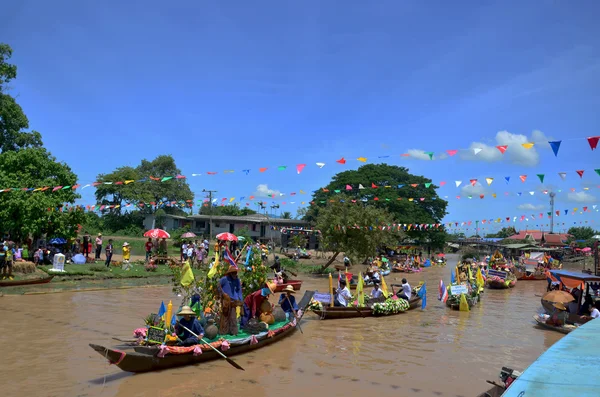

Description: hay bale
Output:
[13,261,37,274]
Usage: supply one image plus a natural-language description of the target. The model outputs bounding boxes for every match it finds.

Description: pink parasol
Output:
[144,229,170,239]
[216,232,238,242]
[437,253,446,257]
[181,232,197,238]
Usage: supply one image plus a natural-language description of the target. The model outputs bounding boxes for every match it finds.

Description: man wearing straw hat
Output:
[278,285,300,320]
[174,306,204,346]
[546,302,568,327]
[241,282,275,327]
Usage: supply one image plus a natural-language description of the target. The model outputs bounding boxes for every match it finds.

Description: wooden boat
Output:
[445,294,478,310]
[90,291,314,373]
[272,280,302,292]
[516,272,546,281]
[312,295,421,319]
[0,275,54,287]
[533,314,577,334]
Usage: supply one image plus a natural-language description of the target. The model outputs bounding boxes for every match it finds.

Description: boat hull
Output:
[312,296,421,319]
[272,280,302,293]
[532,314,575,334]
[0,276,54,287]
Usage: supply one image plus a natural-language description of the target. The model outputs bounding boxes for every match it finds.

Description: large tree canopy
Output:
[198,204,257,216]
[567,226,597,241]
[0,43,81,240]
[306,164,449,248]
[95,155,194,215]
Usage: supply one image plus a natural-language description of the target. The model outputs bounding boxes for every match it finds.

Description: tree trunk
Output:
[321,251,341,270]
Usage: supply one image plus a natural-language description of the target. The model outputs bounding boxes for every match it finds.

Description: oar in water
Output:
[178,323,245,371]
[285,295,303,334]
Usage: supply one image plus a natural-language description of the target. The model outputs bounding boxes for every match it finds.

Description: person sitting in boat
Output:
[218,266,243,336]
[398,278,412,301]
[241,283,274,327]
[334,279,353,307]
[274,272,284,285]
[546,302,568,327]
[279,285,300,320]
[174,306,204,346]
[588,303,600,320]
[370,281,384,299]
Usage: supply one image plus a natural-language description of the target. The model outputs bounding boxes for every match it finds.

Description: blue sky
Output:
[2,1,600,234]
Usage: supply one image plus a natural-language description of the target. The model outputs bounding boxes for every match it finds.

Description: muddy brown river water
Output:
[0,256,560,397]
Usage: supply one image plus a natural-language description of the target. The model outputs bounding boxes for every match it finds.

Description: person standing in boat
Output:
[398,278,412,301]
[174,306,204,346]
[241,283,274,327]
[279,285,299,319]
[218,265,243,336]
[334,279,353,307]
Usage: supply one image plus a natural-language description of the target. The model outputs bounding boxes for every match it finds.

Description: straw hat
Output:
[225,265,239,275]
[266,281,276,294]
[283,285,296,294]
[177,306,196,316]
[98,233,102,236]
[123,242,129,247]
[553,302,567,311]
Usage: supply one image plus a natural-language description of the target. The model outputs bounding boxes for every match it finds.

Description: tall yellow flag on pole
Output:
[357,272,365,307]
[476,268,485,292]
[459,294,470,312]
[380,272,390,298]
[180,259,195,287]
[207,252,220,279]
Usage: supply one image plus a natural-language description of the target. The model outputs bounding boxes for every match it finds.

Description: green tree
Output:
[567,226,597,241]
[295,207,308,220]
[314,195,404,269]
[281,211,292,219]
[306,164,448,251]
[486,227,517,239]
[0,44,43,152]
[198,204,257,216]
[0,43,82,241]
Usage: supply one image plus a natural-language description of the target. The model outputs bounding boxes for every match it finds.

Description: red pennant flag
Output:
[496,145,508,154]
[480,195,484,199]
[345,185,352,190]
[440,181,446,186]
[259,167,268,172]
[584,206,588,212]
[371,183,378,188]
[576,170,584,178]
[336,157,346,164]
[374,197,379,201]
[207,172,217,175]
[446,149,458,156]
[470,179,477,186]
[506,217,510,221]
[556,210,560,216]
[588,136,600,150]
[410,184,418,187]
[115,181,123,185]
[519,175,527,183]
[176,175,186,179]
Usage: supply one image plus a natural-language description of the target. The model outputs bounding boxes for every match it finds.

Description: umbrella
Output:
[181,232,197,238]
[541,290,575,304]
[592,235,600,240]
[49,237,67,245]
[216,232,238,242]
[144,229,171,239]
[437,253,446,257]
[72,254,86,264]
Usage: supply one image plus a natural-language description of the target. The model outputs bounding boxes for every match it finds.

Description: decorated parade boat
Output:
[90,290,314,373]
[444,282,480,311]
[514,252,560,280]
[485,253,517,289]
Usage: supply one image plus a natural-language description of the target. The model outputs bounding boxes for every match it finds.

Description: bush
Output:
[461,249,479,261]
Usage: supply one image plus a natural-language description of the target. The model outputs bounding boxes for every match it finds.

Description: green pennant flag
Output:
[278,166,287,171]
[161,177,173,182]
[190,302,202,316]
[62,186,71,190]
[334,189,341,193]
[425,151,434,160]
[547,212,551,216]
[537,174,545,183]
[595,169,600,176]
[424,183,432,188]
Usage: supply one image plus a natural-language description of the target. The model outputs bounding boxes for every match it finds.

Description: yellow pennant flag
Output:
[459,294,470,312]
[476,268,485,291]
[467,266,473,282]
[380,273,390,298]
[522,142,534,149]
[486,177,494,186]
[357,157,367,162]
[357,272,365,307]
[180,259,195,287]
[207,252,220,279]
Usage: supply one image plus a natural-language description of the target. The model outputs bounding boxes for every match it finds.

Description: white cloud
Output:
[254,184,281,197]
[459,130,551,166]
[567,191,596,203]
[460,182,491,197]
[517,203,546,211]
[407,149,433,160]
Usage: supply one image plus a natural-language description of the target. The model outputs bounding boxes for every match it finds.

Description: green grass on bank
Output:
[39,263,207,280]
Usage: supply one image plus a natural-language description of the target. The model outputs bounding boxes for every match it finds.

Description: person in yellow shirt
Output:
[122,242,132,270]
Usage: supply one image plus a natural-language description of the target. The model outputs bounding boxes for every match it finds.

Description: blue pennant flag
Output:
[417,282,427,310]
[158,301,166,318]
[245,246,252,266]
[451,269,456,284]
[171,313,177,326]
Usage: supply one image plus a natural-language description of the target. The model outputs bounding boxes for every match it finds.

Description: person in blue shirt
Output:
[278,285,299,320]
[219,266,243,335]
[174,306,204,346]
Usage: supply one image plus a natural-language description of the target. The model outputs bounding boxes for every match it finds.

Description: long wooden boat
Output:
[272,280,302,292]
[541,299,591,326]
[90,291,314,373]
[0,275,54,287]
[486,280,516,289]
[533,314,577,334]
[446,295,478,310]
[312,296,421,319]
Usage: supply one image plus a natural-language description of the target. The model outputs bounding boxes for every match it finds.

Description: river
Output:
[0,254,560,397]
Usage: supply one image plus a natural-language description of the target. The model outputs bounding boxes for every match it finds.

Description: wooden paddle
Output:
[285,295,303,334]
[178,323,245,371]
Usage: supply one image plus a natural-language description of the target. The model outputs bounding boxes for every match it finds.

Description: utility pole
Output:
[549,192,556,234]
[476,220,479,238]
[202,189,217,240]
